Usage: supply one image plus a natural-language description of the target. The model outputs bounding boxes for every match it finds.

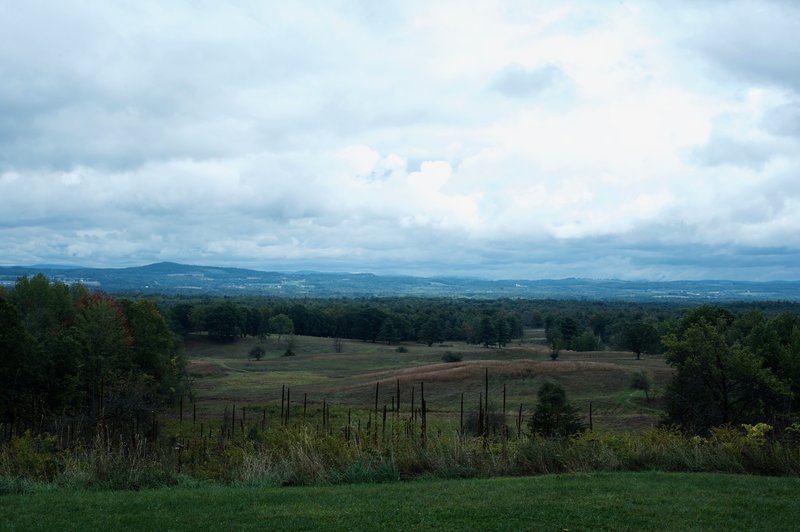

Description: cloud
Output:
[491,63,573,98]
[0,1,799,280]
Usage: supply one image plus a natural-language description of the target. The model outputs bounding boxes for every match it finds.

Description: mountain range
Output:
[1,262,799,301]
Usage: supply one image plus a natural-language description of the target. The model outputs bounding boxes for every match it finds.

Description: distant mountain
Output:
[1,262,799,301]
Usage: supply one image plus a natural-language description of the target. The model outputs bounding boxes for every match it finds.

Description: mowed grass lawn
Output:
[2,472,798,531]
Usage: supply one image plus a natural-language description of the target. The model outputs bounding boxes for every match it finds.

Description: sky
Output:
[1,0,799,281]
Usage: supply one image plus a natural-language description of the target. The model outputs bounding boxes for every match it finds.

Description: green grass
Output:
[183,332,673,431]
[2,472,798,530]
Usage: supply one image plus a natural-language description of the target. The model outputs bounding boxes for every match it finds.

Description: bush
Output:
[249,346,265,361]
[396,346,408,353]
[573,330,600,352]
[630,370,653,401]
[528,382,585,438]
[441,352,462,363]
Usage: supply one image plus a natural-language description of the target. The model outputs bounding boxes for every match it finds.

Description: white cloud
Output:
[0,1,799,280]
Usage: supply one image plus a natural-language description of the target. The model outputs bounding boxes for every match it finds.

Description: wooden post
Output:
[396,379,400,414]
[286,387,291,425]
[179,395,184,428]
[484,368,489,437]
[479,393,483,438]
[231,404,236,436]
[589,401,593,432]
[322,399,327,430]
[420,382,426,445]
[460,392,464,437]
[281,385,285,426]
[382,403,387,442]
[193,402,196,426]
[517,404,523,438]
[303,393,308,422]
[327,403,331,435]
[374,381,379,418]
[262,407,266,430]
[410,386,415,424]
[503,383,507,439]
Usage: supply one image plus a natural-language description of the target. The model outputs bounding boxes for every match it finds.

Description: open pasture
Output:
[182,330,673,433]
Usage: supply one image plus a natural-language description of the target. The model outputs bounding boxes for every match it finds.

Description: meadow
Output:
[182,329,672,434]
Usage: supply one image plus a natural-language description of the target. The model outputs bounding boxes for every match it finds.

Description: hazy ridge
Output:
[2,262,799,301]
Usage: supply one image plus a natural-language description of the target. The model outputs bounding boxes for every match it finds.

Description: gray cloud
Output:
[491,64,572,98]
[763,101,800,137]
[688,134,773,170]
[677,1,800,91]
[1,1,799,281]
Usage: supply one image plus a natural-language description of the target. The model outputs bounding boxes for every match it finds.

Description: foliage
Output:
[618,320,661,359]
[204,302,243,341]
[528,382,585,438]
[630,370,653,401]
[572,330,600,351]
[268,314,294,340]
[0,275,185,427]
[249,345,265,361]
[662,306,794,434]
[283,335,297,357]
[441,351,463,363]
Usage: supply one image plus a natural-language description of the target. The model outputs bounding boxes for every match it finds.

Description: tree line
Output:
[0,274,184,432]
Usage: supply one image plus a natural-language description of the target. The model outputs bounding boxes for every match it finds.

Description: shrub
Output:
[441,351,462,363]
[630,370,653,401]
[249,345,265,361]
[528,382,584,438]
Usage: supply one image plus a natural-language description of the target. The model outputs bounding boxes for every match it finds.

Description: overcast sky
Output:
[1,1,799,280]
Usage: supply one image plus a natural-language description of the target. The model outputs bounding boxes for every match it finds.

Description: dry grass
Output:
[182,334,674,430]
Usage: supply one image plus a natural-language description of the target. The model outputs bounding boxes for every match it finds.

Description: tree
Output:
[123,299,184,402]
[268,314,294,341]
[283,335,297,357]
[378,315,401,344]
[528,382,584,438]
[559,317,579,350]
[74,295,135,422]
[249,345,265,361]
[663,312,791,434]
[478,316,495,347]
[630,370,653,401]
[0,296,34,423]
[420,316,442,347]
[549,337,562,360]
[494,313,510,348]
[573,330,600,352]
[204,302,243,342]
[168,303,194,335]
[620,320,660,360]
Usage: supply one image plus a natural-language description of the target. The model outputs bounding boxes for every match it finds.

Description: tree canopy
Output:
[662,306,795,434]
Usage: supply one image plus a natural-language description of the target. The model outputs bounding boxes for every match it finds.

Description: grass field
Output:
[182,330,674,432]
[2,472,797,530]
